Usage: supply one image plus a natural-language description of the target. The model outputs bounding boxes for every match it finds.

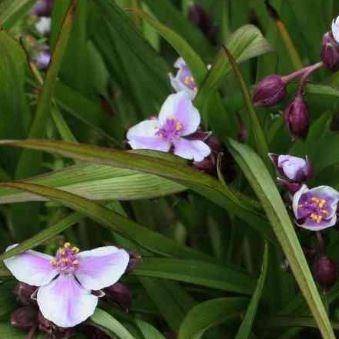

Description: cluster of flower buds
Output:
[253,16,339,139]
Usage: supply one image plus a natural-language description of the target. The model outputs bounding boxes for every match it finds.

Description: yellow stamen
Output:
[64,242,71,248]
[72,246,79,254]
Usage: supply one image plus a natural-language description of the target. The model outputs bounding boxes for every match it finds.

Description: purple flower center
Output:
[179,67,197,91]
[50,243,79,274]
[156,117,183,142]
[298,195,331,224]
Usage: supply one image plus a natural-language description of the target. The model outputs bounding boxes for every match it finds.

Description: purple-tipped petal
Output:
[75,246,129,291]
[3,245,58,287]
[37,275,98,328]
[173,138,210,162]
[127,119,171,152]
[158,92,200,136]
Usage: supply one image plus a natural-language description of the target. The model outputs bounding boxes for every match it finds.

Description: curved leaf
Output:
[91,309,135,339]
[133,258,255,294]
[178,298,247,339]
[0,139,275,243]
[0,164,185,203]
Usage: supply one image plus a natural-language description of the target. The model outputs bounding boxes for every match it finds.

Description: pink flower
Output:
[4,243,129,328]
[127,92,211,162]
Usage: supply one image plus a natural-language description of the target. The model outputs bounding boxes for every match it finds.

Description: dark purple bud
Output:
[253,75,287,107]
[81,325,111,339]
[188,5,217,45]
[13,282,38,306]
[11,306,38,331]
[33,0,53,17]
[313,256,337,289]
[321,32,339,72]
[284,94,310,139]
[276,178,302,194]
[126,251,141,273]
[269,154,313,182]
[104,283,132,311]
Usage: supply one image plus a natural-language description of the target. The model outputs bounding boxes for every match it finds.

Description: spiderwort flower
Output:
[292,185,339,231]
[169,58,198,99]
[35,16,51,36]
[4,243,129,328]
[269,154,312,182]
[127,92,211,162]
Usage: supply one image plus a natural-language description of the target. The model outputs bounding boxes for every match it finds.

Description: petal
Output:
[169,74,196,99]
[297,214,337,231]
[278,155,307,181]
[37,274,98,328]
[173,138,211,162]
[75,246,129,291]
[158,92,200,135]
[332,17,339,43]
[3,245,58,287]
[292,185,309,218]
[127,119,171,152]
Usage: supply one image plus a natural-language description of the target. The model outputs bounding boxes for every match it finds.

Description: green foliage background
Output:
[0,0,338,338]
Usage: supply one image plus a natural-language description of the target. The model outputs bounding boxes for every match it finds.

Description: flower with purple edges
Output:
[269,153,312,182]
[292,185,339,231]
[127,91,211,162]
[169,58,198,99]
[3,242,129,328]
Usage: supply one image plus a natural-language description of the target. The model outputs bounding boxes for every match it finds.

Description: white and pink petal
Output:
[158,92,200,136]
[127,119,171,152]
[3,245,58,287]
[173,138,210,162]
[76,246,129,291]
[37,274,98,328]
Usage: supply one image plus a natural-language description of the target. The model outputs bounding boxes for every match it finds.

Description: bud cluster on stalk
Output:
[253,15,339,139]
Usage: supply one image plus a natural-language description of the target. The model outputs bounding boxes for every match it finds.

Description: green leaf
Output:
[0,324,26,339]
[178,298,248,339]
[228,138,335,339]
[133,258,255,294]
[196,25,272,101]
[0,164,185,203]
[0,182,209,261]
[142,0,213,59]
[16,0,76,179]
[91,308,135,339]
[0,0,35,28]
[0,139,275,243]
[135,319,166,339]
[235,243,269,338]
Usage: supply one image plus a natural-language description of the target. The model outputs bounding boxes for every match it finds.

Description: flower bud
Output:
[253,75,287,107]
[13,282,38,306]
[313,256,337,289]
[104,283,132,311]
[33,0,53,17]
[11,306,38,331]
[188,4,217,44]
[321,32,339,72]
[284,94,310,139]
[34,47,51,70]
[126,251,141,273]
[269,154,313,182]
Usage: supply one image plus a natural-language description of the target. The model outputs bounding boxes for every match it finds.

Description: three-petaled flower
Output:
[292,185,339,231]
[127,91,211,162]
[4,243,129,328]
